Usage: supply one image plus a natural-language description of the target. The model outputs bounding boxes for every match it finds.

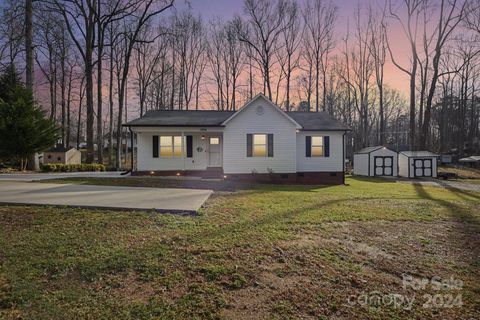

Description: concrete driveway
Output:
[0,181,212,214]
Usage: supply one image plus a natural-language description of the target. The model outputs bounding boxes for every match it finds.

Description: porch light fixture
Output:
[150,171,154,175]
[223,175,227,179]
[296,129,300,133]
[201,135,206,140]
[176,172,180,176]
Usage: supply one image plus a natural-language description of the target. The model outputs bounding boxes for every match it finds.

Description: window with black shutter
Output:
[152,135,159,158]
[306,136,330,157]
[186,135,193,158]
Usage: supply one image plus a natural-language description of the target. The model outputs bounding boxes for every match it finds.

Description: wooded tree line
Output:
[0,0,479,168]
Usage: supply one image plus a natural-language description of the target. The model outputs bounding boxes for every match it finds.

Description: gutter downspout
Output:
[128,126,134,174]
[342,131,346,185]
[181,131,185,172]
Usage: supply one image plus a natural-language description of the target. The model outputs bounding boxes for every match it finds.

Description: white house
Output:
[398,151,438,178]
[353,146,398,177]
[125,94,350,184]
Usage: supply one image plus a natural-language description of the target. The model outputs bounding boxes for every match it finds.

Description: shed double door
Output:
[374,156,393,176]
[413,158,432,177]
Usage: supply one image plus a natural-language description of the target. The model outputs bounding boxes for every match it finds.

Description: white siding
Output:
[369,148,398,176]
[296,131,344,172]
[223,98,298,174]
[398,153,409,177]
[354,147,398,177]
[399,154,438,178]
[136,131,209,171]
[353,154,369,175]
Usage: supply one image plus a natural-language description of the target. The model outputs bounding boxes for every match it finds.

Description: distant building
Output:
[43,146,82,165]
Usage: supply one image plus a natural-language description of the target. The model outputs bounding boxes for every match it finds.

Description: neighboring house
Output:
[124,94,350,184]
[353,146,398,177]
[43,146,82,165]
[459,155,480,168]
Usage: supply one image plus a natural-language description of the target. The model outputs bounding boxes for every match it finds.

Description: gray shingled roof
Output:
[355,146,384,154]
[286,112,350,131]
[125,109,350,131]
[400,151,438,157]
[126,110,234,127]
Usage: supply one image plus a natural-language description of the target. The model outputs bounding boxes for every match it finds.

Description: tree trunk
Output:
[409,57,417,150]
[315,59,320,112]
[96,5,104,164]
[60,55,66,147]
[25,0,34,92]
[85,49,95,163]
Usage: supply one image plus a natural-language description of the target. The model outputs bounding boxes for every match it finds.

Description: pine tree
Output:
[0,65,59,170]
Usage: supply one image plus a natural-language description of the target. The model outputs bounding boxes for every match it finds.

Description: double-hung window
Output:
[159,136,184,158]
[253,134,267,157]
[311,136,324,157]
[305,135,329,157]
[247,133,273,157]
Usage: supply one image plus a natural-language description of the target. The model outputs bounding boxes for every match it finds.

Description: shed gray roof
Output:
[355,146,384,154]
[125,109,350,131]
[46,145,76,153]
[400,151,438,157]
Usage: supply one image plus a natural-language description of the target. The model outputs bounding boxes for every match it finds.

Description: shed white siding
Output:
[296,131,344,172]
[354,147,398,177]
[353,153,369,175]
[398,153,409,177]
[369,148,398,176]
[398,152,438,178]
[223,98,298,174]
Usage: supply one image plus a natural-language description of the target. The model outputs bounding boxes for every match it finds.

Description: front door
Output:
[374,156,393,176]
[413,159,432,177]
[208,136,222,167]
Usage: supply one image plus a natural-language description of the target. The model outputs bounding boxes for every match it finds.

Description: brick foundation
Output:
[132,170,344,185]
[226,172,344,185]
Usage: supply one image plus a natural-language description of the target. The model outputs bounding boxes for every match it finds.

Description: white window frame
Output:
[253,133,267,157]
[209,137,220,145]
[159,135,185,158]
[311,136,324,157]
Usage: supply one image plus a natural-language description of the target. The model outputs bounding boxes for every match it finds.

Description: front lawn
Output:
[1,177,479,319]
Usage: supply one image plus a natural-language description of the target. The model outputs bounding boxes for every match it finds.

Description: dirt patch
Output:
[0,207,35,232]
[90,272,163,305]
[221,220,480,319]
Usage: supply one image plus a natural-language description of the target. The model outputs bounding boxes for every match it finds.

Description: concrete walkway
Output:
[0,181,212,214]
[0,171,125,181]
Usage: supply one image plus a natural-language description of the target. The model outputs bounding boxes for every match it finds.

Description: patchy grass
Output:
[1,177,479,319]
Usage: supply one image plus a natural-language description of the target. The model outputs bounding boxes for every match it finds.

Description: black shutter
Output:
[305,136,311,157]
[267,134,273,157]
[247,134,253,157]
[152,135,159,158]
[186,135,193,158]
[324,136,330,157]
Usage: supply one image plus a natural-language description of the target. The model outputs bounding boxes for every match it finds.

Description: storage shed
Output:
[353,146,398,177]
[398,151,438,178]
[43,146,82,165]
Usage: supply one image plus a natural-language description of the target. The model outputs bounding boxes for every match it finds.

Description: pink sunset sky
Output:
[184,0,412,94]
